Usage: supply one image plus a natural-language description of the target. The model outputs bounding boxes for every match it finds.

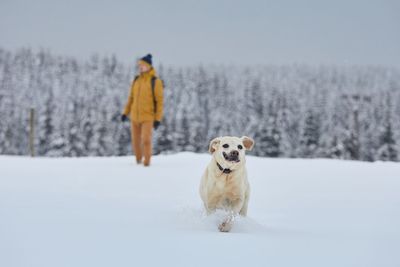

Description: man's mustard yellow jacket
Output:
[123,68,163,123]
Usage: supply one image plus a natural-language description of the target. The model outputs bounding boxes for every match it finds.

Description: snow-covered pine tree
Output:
[377,95,398,161]
[377,120,397,161]
[299,109,320,158]
[254,115,281,157]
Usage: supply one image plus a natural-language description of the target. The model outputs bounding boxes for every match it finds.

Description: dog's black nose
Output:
[230,150,239,157]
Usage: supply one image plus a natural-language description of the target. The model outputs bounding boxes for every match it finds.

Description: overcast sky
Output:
[1,0,399,66]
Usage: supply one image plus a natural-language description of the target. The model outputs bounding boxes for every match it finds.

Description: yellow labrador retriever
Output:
[199,136,254,232]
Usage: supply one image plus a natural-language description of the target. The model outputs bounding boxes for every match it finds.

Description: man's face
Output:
[138,62,151,73]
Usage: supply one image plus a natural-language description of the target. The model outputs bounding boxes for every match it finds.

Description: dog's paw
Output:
[218,221,233,232]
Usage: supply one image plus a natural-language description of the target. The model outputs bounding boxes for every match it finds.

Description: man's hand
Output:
[121,114,128,122]
[153,121,161,130]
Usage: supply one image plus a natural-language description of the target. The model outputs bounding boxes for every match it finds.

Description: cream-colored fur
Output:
[199,136,254,232]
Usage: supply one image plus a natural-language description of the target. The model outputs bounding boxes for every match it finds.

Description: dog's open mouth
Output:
[223,152,240,163]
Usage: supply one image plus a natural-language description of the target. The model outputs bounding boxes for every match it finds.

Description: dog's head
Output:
[209,136,254,168]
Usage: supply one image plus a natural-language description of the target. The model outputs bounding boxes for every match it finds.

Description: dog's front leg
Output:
[218,211,237,232]
[218,199,242,232]
[239,193,249,216]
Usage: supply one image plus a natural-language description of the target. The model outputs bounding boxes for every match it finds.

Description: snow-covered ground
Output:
[1,153,399,267]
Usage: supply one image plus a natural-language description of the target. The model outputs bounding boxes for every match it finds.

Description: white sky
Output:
[1,0,399,66]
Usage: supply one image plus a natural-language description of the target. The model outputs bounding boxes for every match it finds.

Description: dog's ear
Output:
[209,137,221,154]
[241,136,254,151]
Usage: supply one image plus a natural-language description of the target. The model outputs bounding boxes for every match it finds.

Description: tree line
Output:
[0,48,399,161]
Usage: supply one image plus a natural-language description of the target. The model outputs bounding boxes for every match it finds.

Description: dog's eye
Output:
[222,144,229,148]
[238,145,243,150]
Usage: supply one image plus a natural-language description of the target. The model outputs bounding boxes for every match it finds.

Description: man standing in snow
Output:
[121,54,164,166]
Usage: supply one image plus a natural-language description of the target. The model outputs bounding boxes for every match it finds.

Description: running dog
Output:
[199,136,254,232]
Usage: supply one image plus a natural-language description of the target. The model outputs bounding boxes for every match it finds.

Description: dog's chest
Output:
[213,174,242,198]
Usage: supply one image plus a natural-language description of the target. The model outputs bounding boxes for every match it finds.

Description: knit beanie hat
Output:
[139,54,152,66]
